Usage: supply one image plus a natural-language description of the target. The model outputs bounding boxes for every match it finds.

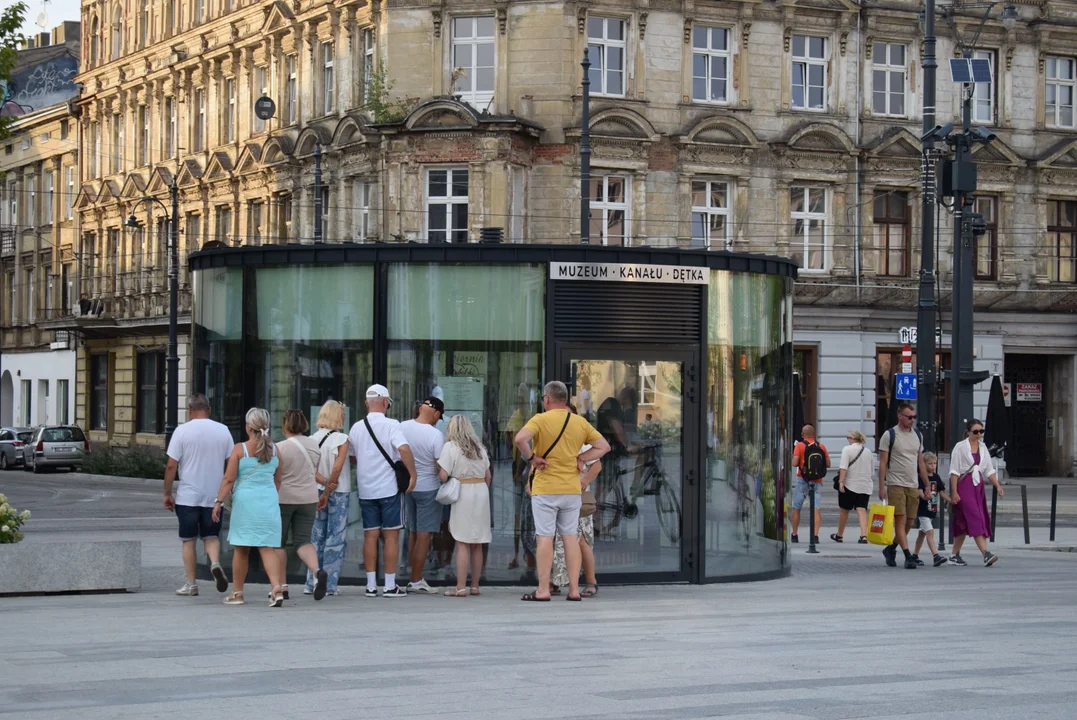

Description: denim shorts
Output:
[792,478,823,510]
[360,494,404,531]
[406,490,441,533]
[176,504,221,541]
[531,494,582,537]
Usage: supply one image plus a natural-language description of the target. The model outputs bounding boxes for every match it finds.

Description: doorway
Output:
[1005,355,1048,476]
[559,345,699,583]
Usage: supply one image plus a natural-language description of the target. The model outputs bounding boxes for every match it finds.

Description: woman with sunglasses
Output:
[948,418,1003,567]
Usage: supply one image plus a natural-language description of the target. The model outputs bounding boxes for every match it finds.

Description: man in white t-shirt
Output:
[349,384,417,598]
[163,394,236,598]
[400,395,445,595]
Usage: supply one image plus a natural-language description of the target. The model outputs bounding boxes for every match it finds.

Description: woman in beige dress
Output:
[438,415,492,597]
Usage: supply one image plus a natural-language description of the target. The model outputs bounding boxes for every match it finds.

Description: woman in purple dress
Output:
[948,418,1004,567]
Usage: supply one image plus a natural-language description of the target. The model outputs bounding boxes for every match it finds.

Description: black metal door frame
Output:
[556,342,702,584]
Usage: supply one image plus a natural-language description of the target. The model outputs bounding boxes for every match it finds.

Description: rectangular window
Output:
[45,271,54,316]
[24,266,34,322]
[874,190,910,276]
[140,0,149,47]
[790,186,827,271]
[110,113,122,173]
[793,347,819,429]
[136,352,165,434]
[692,26,730,104]
[90,122,101,178]
[57,378,70,425]
[90,353,109,430]
[167,0,176,35]
[639,362,657,405]
[5,179,15,225]
[215,206,231,243]
[277,193,292,241]
[587,17,626,97]
[21,379,31,426]
[248,200,263,244]
[974,196,998,280]
[1046,56,1076,129]
[224,78,236,143]
[354,181,372,240]
[452,16,495,108]
[691,180,730,250]
[363,29,375,103]
[61,263,71,313]
[6,271,13,326]
[589,175,629,246]
[186,213,201,248]
[426,168,469,243]
[195,0,204,25]
[286,55,298,125]
[43,172,54,225]
[972,50,995,124]
[138,105,150,165]
[253,66,268,132]
[65,166,75,220]
[193,88,205,152]
[322,42,335,115]
[1046,200,1077,283]
[27,175,36,226]
[792,35,827,110]
[60,119,69,140]
[872,42,906,117]
[165,97,177,158]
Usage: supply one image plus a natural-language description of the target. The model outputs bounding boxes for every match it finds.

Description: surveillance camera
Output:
[920,122,954,143]
[971,126,997,144]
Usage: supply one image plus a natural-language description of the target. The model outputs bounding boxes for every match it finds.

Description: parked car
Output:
[0,427,34,470]
[22,425,89,473]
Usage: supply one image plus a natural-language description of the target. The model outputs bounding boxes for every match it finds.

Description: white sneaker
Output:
[408,579,438,595]
[176,582,199,596]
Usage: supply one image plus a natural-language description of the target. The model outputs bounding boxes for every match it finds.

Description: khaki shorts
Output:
[887,485,919,520]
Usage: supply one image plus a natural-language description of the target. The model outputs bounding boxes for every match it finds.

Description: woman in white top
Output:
[831,429,874,544]
[304,401,352,596]
[437,415,491,597]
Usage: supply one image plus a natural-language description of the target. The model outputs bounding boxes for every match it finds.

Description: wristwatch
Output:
[213,497,221,505]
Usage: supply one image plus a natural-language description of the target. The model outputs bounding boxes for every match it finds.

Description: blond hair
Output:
[245,407,274,463]
[316,400,345,430]
[847,429,866,445]
[446,415,484,461]
[923,451,938,464]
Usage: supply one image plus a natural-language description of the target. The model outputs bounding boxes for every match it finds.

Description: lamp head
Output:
[1001,4,1018,31]
[124,214,140,229]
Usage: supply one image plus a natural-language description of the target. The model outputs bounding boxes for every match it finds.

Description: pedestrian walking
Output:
[831,429,873,544]
[349,384,417,598]
[911,452,950,567]
[275,410,327,600]
[791,424,830,543]
[878,402,930,569]
[400,396,446,595]
[438,415,492,597]
[550,404,602,597]
[164,393,235,597]
[514,381,610,602]
[306,400,351,597]
[948,419,1003,567]
[212,408,287,607]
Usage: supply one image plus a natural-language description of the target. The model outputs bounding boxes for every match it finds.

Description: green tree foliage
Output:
[0,3,29,140]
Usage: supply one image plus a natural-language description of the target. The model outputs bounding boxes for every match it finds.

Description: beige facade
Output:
[69,0,1077,454]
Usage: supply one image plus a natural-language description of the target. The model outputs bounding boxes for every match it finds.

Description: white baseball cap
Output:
[365,384,392,406]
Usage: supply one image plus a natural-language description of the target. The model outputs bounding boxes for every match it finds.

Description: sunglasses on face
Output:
[902,414,917,420]
[971,429,985,435]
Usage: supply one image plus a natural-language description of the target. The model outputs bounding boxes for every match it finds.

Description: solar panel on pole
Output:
[970,58,993,83]
[949,58,972,83]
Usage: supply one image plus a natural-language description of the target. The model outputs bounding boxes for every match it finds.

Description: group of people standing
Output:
[788,402,1004,568]
[163,380,610,606]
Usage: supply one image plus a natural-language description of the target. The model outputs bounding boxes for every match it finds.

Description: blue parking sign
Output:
[895,373,917,401]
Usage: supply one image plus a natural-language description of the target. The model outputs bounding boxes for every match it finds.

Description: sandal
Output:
[830,534,843,543]
[520,591,551,602]
[548,583,561,596]
[581,584,599,598]
[223,591,245,606]
[269,586,284,608]
[469,587,481,596]
[566,594,582,601]
[445,588,467,597]
[858,536,869,544]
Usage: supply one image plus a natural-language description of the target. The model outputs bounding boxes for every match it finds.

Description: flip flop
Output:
[830,534,843,543]
[469,587,481,596]
[581,584,599,598]
[549,583,561,596]
[566,594,582,601]
[520,591,551,602]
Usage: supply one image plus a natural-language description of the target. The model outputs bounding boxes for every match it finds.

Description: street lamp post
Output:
[580,48,592,245]
[917,0,940,453]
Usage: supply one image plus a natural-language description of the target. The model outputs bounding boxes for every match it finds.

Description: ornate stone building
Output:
[66,0,1076,473]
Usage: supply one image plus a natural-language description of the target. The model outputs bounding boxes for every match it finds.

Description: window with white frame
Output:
[193,88,205,152]
[363,29,375,103]
[224,77,236,142]
[65,166,75,220]
[138,105,150,165]
[1046,56,1075,128]
[165,97,176,158]
[588,175,629,246]
[792,35,827,111]
[692,26,730,104]
[639,362,656,405]
[354,180,372,240]
[322,42,335,115]
[691,180,731,249]
[972,50,995,124]
[587,17,626,97]
[872,42,906,117]
[451,16,495,108]
[790,186,827,272]
[285,55,298,125]
[215,206,231,243]
[253,66,268,132]
[27,175,36,226]
[426,168,469,243]
[44,172,54,225]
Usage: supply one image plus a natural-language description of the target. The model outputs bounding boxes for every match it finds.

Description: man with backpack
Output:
[878,402,930,569]
[791,424,830,544]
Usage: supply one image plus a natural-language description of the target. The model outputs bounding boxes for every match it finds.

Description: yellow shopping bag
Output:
[867,502,895,546]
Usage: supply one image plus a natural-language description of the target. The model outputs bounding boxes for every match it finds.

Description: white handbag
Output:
[436,477,461,505]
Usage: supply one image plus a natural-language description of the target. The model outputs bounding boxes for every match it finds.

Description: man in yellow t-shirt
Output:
[515,380,610,602]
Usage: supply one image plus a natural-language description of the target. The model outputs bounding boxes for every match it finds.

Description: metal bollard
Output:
[990,485,998,543]
[1051,484,1059,542]
[807,482,819,554]
[938,498,947,552]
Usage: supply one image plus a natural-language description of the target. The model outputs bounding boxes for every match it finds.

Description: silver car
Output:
[0,427,33,470]
[22,425,88,473]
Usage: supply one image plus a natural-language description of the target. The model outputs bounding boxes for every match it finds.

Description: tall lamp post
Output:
[126,179,180,447]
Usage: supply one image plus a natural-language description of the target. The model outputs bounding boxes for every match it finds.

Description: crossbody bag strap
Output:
[286,435,316,476]
[364,417,396,470]
[317,429,336,449]
[541,413,573,459]
[851,446,866,469]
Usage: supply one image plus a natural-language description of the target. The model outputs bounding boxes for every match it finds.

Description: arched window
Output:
[90,16,99,65]
[111,6,122,60]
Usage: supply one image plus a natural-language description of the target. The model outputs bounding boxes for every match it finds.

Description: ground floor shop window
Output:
[875,348,950,451]
[137,352,165,434]
[90,353,109,430]
[793,346,818,429]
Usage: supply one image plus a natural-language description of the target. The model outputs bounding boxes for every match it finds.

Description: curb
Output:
[80,473,161,486]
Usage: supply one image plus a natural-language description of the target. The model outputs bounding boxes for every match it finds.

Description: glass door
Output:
[562,347,697,582]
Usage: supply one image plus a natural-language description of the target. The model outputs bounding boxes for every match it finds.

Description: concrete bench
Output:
[0,541,141,596]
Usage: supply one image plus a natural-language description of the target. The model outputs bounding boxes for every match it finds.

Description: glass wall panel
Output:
[192,267,245,435]
[705,270,792,578]
[386,264,545,583]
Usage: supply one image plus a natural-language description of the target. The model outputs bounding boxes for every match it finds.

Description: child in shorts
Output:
[912,452,951,567]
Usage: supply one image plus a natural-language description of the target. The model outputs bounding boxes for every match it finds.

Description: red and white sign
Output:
[1002,383,1011,407]
[1016,383,1042,402]
[901,345,913,374]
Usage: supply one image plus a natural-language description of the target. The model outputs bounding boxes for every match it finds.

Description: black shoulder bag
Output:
[527,413,573,491]
[364,418,411,494]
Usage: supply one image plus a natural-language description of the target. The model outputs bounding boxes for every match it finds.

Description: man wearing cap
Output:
[349,384,418,598]
[400,396,446,594]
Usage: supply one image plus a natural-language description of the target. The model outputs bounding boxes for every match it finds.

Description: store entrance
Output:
[559,345,700,583]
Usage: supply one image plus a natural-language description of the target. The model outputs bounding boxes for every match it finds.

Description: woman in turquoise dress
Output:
[212,408,286,607]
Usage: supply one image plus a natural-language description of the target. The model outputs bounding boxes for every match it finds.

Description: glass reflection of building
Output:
[191,245,795,584]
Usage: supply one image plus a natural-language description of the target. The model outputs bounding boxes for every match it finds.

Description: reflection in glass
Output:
[192,267,245,435]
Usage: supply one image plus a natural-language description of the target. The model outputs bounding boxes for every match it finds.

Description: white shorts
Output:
[531,494,582,537]
[914,516,934,533]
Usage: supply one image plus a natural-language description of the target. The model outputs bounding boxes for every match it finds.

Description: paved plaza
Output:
[3,474,1077,719]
